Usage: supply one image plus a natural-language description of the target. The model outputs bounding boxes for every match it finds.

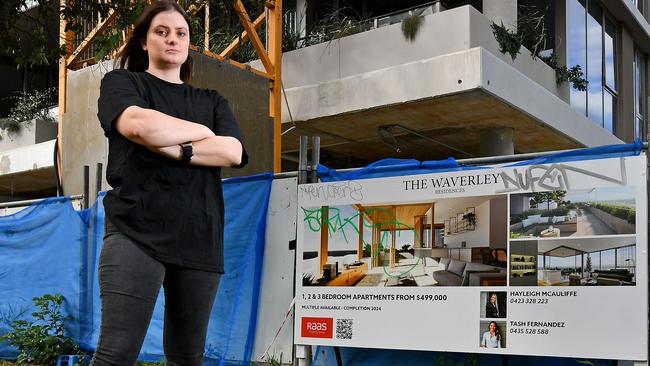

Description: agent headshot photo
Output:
[480,291,507,318]
[480,321,505,348]
[485,292,506,318]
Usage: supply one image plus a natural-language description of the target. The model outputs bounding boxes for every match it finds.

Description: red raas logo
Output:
[301,317,333,338]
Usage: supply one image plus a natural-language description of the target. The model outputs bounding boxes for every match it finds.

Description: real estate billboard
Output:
[294,155,648,360]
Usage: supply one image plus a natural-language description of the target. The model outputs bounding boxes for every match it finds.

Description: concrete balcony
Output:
[264,5,622,165]
[0,119,57,200]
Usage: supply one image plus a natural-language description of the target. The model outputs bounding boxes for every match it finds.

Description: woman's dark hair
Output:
[489,321,501,340]
[116,0,193,83]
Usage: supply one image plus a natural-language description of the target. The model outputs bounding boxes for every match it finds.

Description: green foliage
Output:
[263,352,283,366]
[363,243,371,258]
[585,254,592,273]
[490,22,521,61]
[0,0,63,67]
[135,361,166,366]
[589,202,636,224]
[300,7,372,49]
[490,5,588,90]
[0,294,81,366]
[0,87,57,137]
[529,191,567,210]
[510,231,533,239]
[540,54,589,91]
[433,353,480,366]
[401,15,424,42]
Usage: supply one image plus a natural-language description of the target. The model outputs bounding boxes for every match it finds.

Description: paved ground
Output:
[572,209,616,236]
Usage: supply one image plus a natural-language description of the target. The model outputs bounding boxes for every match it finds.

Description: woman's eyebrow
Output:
[153,24,188,31]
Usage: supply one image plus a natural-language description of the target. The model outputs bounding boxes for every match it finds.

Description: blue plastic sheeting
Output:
[0,198,86,357]
[318,158,460,182]
[311,347,616,366]
[506,139,644,166]
[0,173,273,365]
[318,141,643,182]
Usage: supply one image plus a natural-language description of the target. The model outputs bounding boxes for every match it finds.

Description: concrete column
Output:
[483,0,517,31]
[479,127,514,157]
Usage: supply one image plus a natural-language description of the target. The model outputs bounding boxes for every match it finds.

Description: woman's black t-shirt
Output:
[97,69,248,273]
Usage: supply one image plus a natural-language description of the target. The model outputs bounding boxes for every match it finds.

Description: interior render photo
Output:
[510,236,637,286]
[301,194,507,287]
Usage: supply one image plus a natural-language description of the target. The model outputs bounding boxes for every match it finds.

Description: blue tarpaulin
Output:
[0,173,273,365]
[318,141,644,182]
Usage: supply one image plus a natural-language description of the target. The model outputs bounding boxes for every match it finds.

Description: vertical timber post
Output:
[58,0,73,187]
[268,0,283,173]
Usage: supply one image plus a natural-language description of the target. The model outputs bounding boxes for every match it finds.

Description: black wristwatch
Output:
[180,141,193,164]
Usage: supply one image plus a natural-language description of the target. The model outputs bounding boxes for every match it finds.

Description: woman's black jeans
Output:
[90,219,221,366]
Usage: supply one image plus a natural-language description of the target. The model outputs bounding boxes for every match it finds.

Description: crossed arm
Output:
[115,105,243,167]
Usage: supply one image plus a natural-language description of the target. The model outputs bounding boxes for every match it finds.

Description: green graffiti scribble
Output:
[302,207,424,278]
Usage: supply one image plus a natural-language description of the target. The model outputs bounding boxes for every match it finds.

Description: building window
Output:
[634,49,646,140]
[567,0,617,132]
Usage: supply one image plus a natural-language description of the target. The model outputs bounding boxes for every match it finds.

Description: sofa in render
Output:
[423,257,506,286]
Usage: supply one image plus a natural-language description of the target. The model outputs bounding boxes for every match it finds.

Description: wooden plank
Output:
[268,0,282,172]
[390,206,396,268]
[414,215,423,248]
[319,206,329,276]
[233,0,273,74]
[58,0,74,184]
[187,2,205,15]
[188,45,272,79]
[204,2,210,51]
[220,12,266,58]
[358,212,364,260]
[372,226,379,268]
[430,203,435,248]
[67,10,117,67]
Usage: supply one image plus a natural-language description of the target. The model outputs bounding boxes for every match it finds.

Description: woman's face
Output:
[143,10,190,69]
[489,323,496,333]
[490,294,497,304]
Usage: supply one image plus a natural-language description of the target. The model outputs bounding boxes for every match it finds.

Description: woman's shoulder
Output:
[103,68,136,79]
[101,68,143,86]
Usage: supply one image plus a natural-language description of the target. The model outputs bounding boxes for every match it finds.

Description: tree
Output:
[585,254,592,274]
[529,191,566,211]
[0,0,63,67]
[0,0,265,68]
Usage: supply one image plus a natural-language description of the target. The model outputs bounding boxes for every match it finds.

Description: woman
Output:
[92,1,247,365]
[485,292,501,318]
[480,321,502,348]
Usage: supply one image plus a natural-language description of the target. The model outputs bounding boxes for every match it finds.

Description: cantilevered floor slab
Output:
[281,48,621,167]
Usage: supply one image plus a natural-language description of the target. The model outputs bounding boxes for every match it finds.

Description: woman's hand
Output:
[147,136,243,167]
